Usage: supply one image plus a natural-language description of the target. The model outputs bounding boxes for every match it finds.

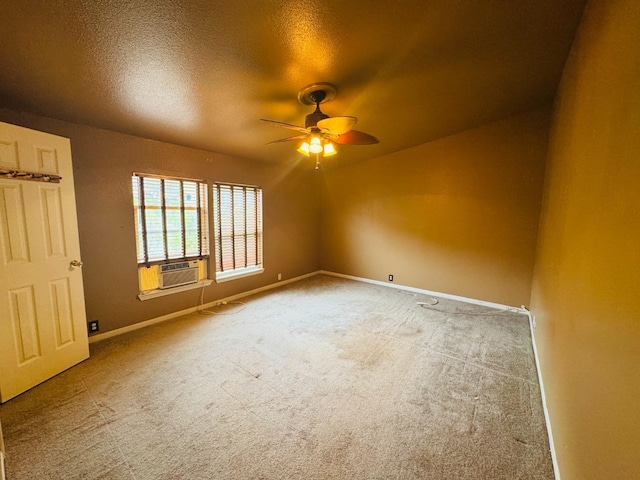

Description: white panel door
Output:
[0,121,89,403]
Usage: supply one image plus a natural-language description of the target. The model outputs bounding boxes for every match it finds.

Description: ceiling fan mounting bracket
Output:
[298,82,337,105]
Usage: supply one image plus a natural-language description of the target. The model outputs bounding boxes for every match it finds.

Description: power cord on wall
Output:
[197,284,247,315]
[417,303,519,317]
[398,290,522,317]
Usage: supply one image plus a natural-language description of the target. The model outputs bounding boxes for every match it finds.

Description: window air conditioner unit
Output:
[158,260,199,289]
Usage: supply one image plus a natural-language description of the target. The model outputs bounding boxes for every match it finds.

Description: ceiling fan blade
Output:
[333,130,379,145]
[317,116,357,135]
[260,118,310,134]
[266,135,308,145]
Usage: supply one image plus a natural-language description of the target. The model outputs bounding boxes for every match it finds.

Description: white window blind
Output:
[213,183,263,276]
[132,173,209,265]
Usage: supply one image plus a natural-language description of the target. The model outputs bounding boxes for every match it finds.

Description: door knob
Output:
[70,259,83,268]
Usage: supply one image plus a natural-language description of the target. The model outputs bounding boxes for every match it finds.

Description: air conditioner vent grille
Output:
[158,260,199,289]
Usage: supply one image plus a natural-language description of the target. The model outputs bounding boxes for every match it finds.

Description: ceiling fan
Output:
[260,83,379,168]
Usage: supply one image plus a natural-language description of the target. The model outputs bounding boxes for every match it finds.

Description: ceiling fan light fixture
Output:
[297,141,310,156]
[323,141,337,157]
[309,136,323,154]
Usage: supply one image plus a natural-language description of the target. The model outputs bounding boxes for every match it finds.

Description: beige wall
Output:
[529,1,640,478]
[0,109,321,334]
[320,109,550,307]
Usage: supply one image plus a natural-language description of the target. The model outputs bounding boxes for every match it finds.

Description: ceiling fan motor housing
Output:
[305,108,329,129]
[304,90,330,128]
[299,84,336,128]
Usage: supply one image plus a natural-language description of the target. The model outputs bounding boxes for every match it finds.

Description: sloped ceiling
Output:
[0,0,586,166]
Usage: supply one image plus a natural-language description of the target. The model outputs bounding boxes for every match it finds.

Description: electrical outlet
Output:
[88,320,99,333]
[278,273,282,281]
[388,274,394,282]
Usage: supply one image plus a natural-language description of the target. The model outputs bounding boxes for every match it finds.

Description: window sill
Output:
[137,279,213,301]
[215,266,264,283]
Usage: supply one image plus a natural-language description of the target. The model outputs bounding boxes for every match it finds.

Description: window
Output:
[213,183,263,281]
[132,173,209,266]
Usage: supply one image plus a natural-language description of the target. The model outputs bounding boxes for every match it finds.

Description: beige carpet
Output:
[0,275,553,479]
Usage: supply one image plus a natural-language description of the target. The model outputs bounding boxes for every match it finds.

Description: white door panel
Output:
[0,121,89,403]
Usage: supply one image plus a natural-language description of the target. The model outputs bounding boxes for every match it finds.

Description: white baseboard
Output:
[91,270,527,344]
[0,419,4,480]
[92,269,528,343]
[319,270,527,314]
[526,310,561,480]
[89,271,321,344]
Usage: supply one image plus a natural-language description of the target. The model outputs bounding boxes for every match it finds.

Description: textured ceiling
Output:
[0,0,586,166]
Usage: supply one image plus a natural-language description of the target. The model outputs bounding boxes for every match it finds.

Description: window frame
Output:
[212,182,264,282]
[132,172,210,267]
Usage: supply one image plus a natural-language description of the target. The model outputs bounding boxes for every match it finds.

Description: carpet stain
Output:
[395,321,424,337]
[321,431,354,467]
[335,332,394,368]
